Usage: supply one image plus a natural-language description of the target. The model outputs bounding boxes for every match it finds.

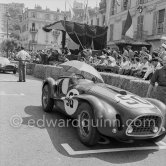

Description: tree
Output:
[3,6,22,40]
[0,38,20,57]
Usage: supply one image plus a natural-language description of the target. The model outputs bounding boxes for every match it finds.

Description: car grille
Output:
[127,115,162,136]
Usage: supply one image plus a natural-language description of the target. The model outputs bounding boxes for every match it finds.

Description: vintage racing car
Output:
[42,74,166,146]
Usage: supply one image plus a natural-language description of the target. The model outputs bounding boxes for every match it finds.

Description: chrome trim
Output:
[126,114,163,137]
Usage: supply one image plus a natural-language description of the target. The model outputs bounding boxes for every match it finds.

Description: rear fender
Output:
[42,77,57,98]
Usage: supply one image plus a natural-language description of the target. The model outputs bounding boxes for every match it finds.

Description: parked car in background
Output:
[0,57,18,74]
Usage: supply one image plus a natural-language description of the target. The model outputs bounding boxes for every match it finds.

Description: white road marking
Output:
[61,141,166,155]
[158,141,166,146]
[0,91,25,96]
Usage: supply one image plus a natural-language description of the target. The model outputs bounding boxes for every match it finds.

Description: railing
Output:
[29,28,38,33]
[29,40,37,44]
[134,30,148,40]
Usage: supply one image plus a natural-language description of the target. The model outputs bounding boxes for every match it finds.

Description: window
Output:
[97,18,99,26]
[103,15,105,26]
[122,0,131,11]
[110,0,116,16]
[158,9,165,34]
[122,20,126,37]
[54,14,59,20]
[45,14,50,20]
[91,19,93,25]
[137,15,144,39]
[109,24,114,41]
[31,12,36,18]
[32,23,35,31]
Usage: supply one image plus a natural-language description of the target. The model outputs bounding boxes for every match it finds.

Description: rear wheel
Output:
[77,103,100,146]
[42,84,54,113]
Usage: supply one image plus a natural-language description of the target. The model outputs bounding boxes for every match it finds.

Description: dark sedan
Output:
[0,57,17,74]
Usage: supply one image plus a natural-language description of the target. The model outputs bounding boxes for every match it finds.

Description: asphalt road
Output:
[0,73,166,166]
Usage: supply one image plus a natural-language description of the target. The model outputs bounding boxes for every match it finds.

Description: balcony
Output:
[134,30,148,40]
[29,28,38,33]
[99,0,106,14]
[29,40,37,44]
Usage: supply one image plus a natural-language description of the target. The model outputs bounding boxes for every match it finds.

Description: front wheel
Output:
[42,84,54,113]
[77,103,100,146]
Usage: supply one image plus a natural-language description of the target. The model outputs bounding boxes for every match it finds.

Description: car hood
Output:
[77,83,162,116]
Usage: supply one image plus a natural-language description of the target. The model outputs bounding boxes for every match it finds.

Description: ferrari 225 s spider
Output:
[42,74,166,146]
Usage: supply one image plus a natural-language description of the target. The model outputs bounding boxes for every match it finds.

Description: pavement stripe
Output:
[158,141,166,146]
[0,91,25,96]
[61,141,166,155]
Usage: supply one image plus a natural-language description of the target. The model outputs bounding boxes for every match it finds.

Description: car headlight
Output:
[152,126,159,133]
[127,126,133,134]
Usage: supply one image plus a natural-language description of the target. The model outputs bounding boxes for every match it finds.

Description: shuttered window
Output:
[158,9,165,34]
[110,0,116,15]
[137,15,144,39]
[109,24,114,41]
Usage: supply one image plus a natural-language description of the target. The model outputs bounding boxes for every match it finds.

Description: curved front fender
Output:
[42,77,57,98]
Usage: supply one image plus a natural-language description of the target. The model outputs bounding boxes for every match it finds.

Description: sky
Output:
[0,0,99,11]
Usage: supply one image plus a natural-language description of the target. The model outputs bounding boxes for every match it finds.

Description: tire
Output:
[42,84,54,113]
[148,132,166,143]
[77,102,100,146]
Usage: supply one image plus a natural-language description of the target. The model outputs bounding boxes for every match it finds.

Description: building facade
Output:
[20,5,70,50]
[106,0,166,50]
[88,0,107,27]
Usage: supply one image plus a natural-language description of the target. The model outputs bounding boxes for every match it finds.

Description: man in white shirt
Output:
[143,58,161,80]
[16,47,31,82]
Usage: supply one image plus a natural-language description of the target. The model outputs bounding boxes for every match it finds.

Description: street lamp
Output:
[6,11,10,58]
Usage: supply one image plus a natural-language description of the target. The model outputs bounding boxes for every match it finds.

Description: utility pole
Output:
[6,11,10,58]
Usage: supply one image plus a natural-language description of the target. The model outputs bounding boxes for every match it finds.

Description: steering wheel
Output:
[74,74,85,79]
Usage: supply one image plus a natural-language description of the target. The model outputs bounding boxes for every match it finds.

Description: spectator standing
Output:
[143,58,161,80]
[146,56,166,105]
[16,47,31,82]
[122,47,129,57]
[127,45,134,60]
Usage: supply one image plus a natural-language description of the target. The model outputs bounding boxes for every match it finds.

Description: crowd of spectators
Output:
[2,43,166,81]
[78,44,165,81]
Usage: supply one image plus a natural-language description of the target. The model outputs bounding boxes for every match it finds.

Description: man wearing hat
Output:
[146,56,166,105]
[143,58,161,80]
[16,47,31,82]
[160,43,166,60]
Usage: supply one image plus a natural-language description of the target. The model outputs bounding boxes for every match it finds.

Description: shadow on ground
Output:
[22,105,157,164]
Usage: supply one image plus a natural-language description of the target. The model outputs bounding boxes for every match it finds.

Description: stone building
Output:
[20,5,71,50]
[106,0,166,50]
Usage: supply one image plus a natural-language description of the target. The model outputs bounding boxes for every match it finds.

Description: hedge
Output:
[31,64,164,104]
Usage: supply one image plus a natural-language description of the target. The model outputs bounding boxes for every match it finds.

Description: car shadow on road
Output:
[22,105,158,164]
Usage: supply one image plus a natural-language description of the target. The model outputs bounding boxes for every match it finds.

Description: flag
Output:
[122,10,133,38]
